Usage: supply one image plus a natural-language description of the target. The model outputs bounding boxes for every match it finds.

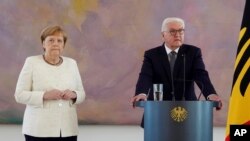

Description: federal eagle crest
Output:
[170,106,188,122]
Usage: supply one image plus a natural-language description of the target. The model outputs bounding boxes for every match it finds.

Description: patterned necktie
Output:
[169,51,177,73]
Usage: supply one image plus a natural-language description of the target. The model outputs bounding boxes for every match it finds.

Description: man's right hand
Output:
[130,94,147,108]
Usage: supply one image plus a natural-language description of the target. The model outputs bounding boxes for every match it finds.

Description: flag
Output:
[225,0,250,140]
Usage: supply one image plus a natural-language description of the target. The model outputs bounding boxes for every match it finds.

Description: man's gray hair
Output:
[161,17,185,32]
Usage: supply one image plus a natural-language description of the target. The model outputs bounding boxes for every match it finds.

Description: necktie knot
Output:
[170,51,177,56]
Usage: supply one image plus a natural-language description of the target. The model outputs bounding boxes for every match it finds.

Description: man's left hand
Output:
[207,94,222,110]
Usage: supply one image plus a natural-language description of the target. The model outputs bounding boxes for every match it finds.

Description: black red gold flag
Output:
[225,0,250,140]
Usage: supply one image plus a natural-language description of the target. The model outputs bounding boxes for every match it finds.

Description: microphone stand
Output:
[182,54,186,101]
[197,81,204,100]
[171,73,175,101]
[170,52,176,101]
[180,54,204,100]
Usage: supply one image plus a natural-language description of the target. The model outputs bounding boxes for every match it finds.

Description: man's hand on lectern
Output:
[207,94,222,110]
[130,94,147,108]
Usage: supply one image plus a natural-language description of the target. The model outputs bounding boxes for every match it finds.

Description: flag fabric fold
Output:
[225,0,250,141]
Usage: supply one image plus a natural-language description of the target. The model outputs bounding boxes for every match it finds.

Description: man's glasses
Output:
[167,29,185,36]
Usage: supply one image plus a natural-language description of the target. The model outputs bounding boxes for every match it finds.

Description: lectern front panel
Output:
[140,101,215,141]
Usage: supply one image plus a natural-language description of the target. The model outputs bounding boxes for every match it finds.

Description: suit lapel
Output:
[158,45,172,83]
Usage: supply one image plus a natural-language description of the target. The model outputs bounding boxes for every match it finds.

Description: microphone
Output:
[171,66,175,101]
[146,88,151,99]
[181,53,205,100]
[182,54,186,100]
[169,52,176,101]
[175,79,204,100]
[196,81,204,100]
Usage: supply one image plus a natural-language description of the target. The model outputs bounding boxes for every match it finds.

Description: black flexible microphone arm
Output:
[179,53,205,101]
[171,71,175,101]
[197,81,204,100]
[183,54,186,100]
[175,78,204,100]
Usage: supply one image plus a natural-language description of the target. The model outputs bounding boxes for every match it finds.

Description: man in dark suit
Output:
[131,17,222,107]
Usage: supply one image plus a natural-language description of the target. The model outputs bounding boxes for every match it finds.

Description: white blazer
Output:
[15,55,85,137]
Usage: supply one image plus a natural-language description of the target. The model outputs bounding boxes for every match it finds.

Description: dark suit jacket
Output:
[135,43,217,101]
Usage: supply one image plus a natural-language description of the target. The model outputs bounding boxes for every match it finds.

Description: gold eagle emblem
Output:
[170,106,188,122]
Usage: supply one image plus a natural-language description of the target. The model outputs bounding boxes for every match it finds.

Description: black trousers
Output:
[25,135,77,141]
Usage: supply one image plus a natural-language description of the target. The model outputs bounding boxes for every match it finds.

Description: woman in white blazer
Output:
[15,25,85,141]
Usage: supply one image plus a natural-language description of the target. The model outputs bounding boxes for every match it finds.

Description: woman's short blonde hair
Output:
[40,25,67,44]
